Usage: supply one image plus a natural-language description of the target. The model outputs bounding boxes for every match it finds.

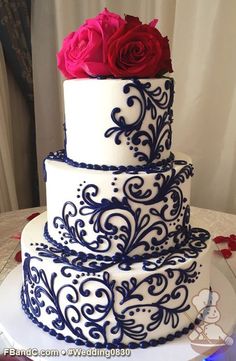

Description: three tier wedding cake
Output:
[21,9,212,349]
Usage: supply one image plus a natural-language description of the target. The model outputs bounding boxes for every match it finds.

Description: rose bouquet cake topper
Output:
[57,8,173,79]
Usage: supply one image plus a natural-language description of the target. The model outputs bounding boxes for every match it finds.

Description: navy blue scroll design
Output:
[80,183,171,254]
[104,78,174,163]
[116,263,196,331]
[22,252,199,344]
[23,253,87,341]
[53,191,167,255]
[124,164,193,221]
[52,165,193,255]
[36,226,209,276]
[33,225,209,275]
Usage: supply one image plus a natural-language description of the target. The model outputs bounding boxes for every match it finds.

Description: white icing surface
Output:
[2,264,236,361]
[21,213,212,345]
[45,154,192,257]
[64,78,173,166]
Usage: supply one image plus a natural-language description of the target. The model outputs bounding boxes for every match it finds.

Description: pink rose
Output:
[57,8,125,78]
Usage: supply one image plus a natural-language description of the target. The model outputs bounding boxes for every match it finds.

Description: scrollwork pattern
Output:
[104,78,174,164]
[23,253,87,340]
[124,164,193,217]
[52,163,193,257]
[22,246,202,345]
[37,225,209,275]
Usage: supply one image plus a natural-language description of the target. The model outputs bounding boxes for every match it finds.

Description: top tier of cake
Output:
[64,77,174,167]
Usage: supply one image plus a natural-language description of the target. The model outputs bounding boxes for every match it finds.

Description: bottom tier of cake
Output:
[21,212,212,349]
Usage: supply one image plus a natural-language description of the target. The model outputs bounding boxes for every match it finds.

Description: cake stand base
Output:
[0,265,235,361]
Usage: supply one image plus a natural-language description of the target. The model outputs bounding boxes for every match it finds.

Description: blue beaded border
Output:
[43,150,175,181]
[21,286,204,349]
[43,222,210,263]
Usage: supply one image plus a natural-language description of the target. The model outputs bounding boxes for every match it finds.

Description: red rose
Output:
[57,8,125,78]
[107,15,173,78]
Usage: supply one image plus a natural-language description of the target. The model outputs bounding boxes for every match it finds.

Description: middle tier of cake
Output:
[44,152,194,259]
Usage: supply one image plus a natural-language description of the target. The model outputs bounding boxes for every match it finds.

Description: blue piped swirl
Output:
[46,161,194,257]
[105,78,174,164]
[21,287,203,349]
[21,246,212,348]
[42,226,209,269]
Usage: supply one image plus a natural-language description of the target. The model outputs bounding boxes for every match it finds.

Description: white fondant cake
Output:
[21,212,212,347]
[64,78,173,166]
[20,10,212,349]
[20,76,212,348]
[45,153,193,258]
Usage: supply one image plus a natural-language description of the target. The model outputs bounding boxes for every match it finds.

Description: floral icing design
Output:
[104,78,174,164]
[117,269,192,330]
[142,229,209,272]
[53,194,167,256]
[22,249,201,345]
[123,164,193,218]
[33,226,209,274]
[52,163,193,257]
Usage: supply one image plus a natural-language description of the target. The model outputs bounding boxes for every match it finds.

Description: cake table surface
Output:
[0,205,236,360]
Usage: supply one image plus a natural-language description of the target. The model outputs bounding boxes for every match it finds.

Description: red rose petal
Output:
[217,249,232,259]
[230,234,236,241]
[11,232,21,240]
[213,236,230,244]
[228,240,236,251]
[27,212,40,221]
[14,250,22,263]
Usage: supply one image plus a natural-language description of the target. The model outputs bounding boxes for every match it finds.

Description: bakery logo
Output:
[188,289,234,355]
